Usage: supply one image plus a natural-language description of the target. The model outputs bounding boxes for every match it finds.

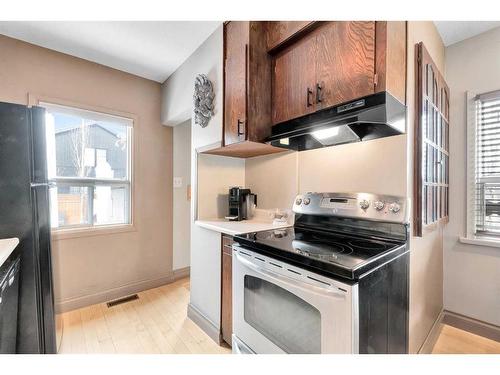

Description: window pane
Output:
[93,184,129,225]
[474,95,500,235]
[43,102,132,229]
[50,183,130,228]
[53,185,92,228]
[49,113,129,180]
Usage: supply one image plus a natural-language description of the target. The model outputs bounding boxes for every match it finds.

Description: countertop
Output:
[0,238,20,268]
[195,218,292,236]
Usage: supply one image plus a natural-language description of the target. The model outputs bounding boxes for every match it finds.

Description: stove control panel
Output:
[293,192,409,224]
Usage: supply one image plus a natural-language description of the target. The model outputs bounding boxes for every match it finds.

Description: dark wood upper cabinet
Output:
[223,22,249,145]
[223,54,247,145]
[315,22,376,110]
[205,21,407,157]
[374,21,407,104]
[272,33,317,124]
[266,21,316,52]
[270,21,406,125]
[272,21,377,125]
[204,21,286,158]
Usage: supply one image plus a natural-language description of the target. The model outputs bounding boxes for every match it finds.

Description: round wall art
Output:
[193,74,214,128]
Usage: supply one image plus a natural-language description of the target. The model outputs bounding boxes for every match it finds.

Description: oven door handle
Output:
[235,252,347,298]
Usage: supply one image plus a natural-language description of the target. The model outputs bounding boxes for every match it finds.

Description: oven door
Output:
[232,245,358,354]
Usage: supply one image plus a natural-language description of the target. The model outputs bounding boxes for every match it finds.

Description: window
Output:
[42,102,132,230]
[413,42,450,237]
[467,90,500,237]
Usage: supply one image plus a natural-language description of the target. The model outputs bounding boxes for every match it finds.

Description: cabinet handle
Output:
[307,87,314,107]
[316,83,323,103]
[237,119,245,136]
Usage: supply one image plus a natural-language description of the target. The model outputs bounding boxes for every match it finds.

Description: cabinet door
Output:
[272,33,317,124]
[221,239,233,346]
[267,21,315,51]
[315,22,375,109]
[224,22,249,146]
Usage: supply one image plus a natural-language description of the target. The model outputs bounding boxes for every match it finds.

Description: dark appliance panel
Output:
[0,101,56,353]
[0,250,21,353]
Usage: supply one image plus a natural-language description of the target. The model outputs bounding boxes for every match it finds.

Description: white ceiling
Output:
[434,21,500,46]
[3,21,498,81]
[0,21,221,82]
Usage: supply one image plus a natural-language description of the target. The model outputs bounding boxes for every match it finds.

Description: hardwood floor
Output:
[432,324,500,354]
[57,278,500,354]
[56,277,230,354]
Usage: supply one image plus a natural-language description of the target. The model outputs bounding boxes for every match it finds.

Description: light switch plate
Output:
[173,177,183,188]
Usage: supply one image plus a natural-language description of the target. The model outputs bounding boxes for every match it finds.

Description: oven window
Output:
[244,275,321,353]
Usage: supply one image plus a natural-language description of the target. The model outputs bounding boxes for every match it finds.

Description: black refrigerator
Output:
[0,101,56,353]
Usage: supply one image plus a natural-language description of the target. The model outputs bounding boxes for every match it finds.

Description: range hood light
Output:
[279,138,290,145]
[311,127,340,140]
[266,92,407,151]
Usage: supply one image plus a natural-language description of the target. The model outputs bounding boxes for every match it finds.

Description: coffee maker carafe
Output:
[226,187,257,221]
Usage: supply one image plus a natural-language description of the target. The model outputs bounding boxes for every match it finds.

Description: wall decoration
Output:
[193,74,214,128]
[413,42,450,237]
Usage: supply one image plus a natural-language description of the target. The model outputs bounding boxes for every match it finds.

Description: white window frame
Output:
[466,91,477,239]
[462,90,500,247]
[41,101,134,235]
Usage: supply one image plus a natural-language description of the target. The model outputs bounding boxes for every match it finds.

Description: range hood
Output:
[266,91,406,151]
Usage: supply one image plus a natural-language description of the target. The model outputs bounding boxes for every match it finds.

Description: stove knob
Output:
[303,198,311,205]
[374,201,385,211]
[359,199,370,210]
[389,202,401,213]
[295,198,302,205]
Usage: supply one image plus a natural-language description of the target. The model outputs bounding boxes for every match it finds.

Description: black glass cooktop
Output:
[234,226,406,280]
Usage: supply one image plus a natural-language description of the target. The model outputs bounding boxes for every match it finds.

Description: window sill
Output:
[51,224,136,241]
[459,236,500,248]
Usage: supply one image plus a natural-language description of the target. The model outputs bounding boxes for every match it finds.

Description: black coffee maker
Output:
[226,187,257,221]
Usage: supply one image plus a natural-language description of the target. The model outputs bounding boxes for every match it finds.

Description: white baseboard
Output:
[172,266,190,279]
[187,303,221,345]
[56,267,190,313]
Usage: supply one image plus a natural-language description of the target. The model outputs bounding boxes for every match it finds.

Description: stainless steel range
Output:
[231,192,409,354]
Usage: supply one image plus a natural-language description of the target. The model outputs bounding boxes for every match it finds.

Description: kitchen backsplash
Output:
[196,134,407,220]
[245,134,408,210]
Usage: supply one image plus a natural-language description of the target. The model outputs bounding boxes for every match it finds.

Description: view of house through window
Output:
[42,103,132,229]
[473,90,500,235]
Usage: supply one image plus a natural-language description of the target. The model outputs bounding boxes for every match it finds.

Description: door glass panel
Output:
[244,275,321,354]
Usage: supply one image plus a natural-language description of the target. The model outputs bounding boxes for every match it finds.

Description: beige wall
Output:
[0,35,173,311]
[246,135,407,209]
[405,21,446,353]
[299,135,407,196]
[246,151,298,210]
[197,154,245,220]
[173,120,192,270]
[444,27,500,326]
[161,26,228,328]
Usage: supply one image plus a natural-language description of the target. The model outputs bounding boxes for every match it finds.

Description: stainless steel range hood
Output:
[266,91,406,151]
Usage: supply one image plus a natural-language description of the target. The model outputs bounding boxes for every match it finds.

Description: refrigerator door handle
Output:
[30,182,56,188]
